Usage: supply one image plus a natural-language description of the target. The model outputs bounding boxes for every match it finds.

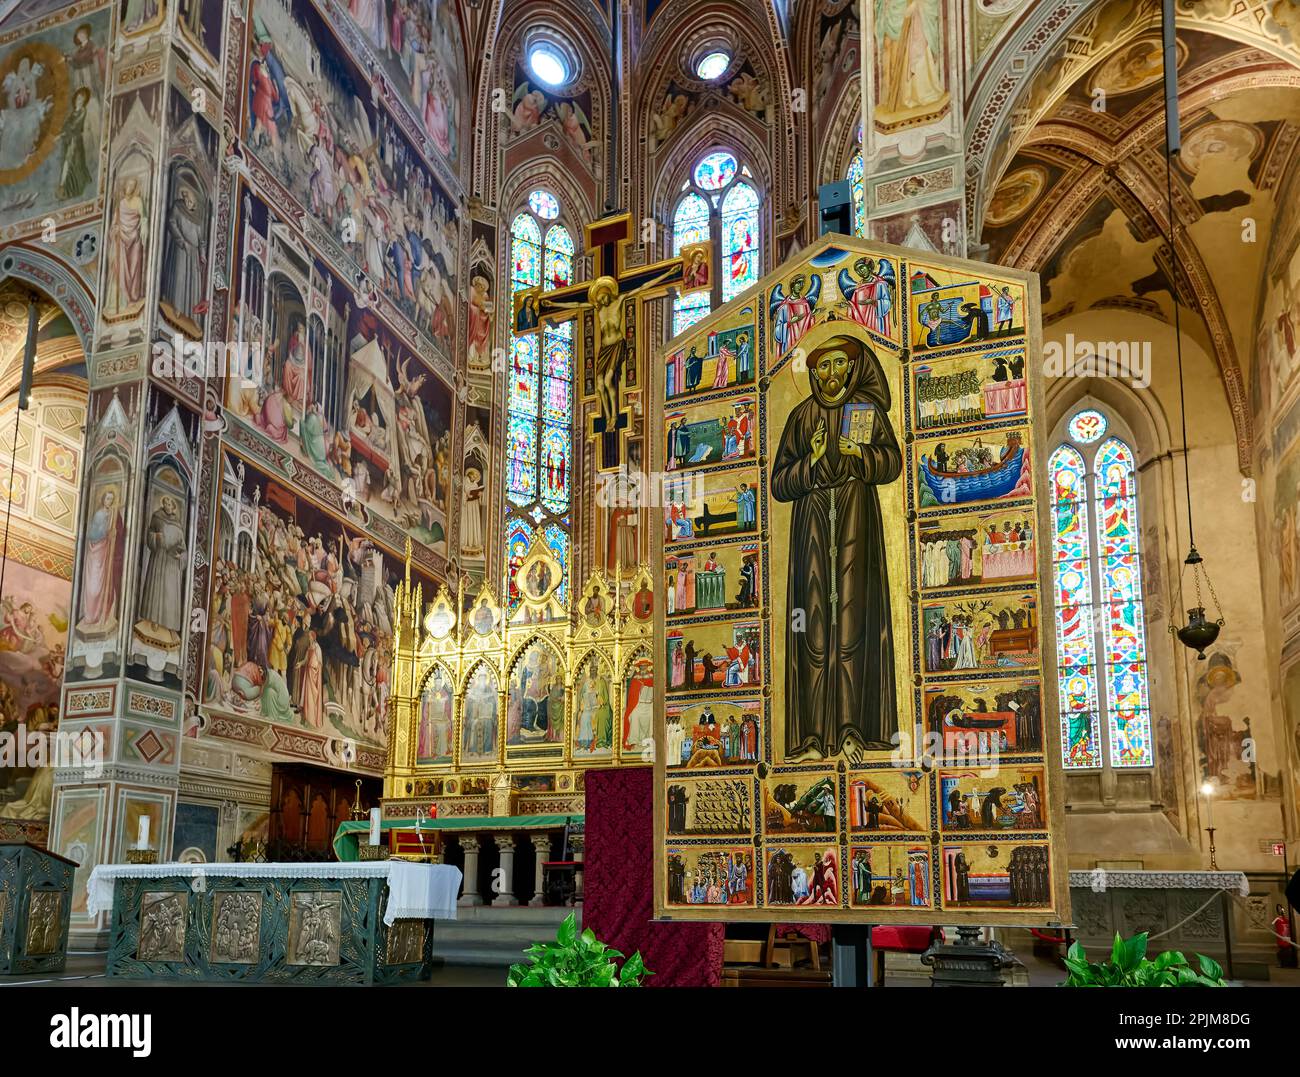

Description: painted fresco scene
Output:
[664,542,760,617]
[924,679,1044,754]
[847,769,928,834]
[921,593,1039,674]
[664,305,756,400]
[229,190,455,554]
[203,452,401,750]
[908,268,1026,352]
[0,8,109,232]
[850,845,933,908]
[666,847,754,907]
[939,766,1046,832]
[666,619,760,695]
[243,0,460,355]
[914,427,1033,508]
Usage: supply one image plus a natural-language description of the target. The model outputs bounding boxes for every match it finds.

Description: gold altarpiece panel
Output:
[384,534,657,820]
[651,235,1071,926]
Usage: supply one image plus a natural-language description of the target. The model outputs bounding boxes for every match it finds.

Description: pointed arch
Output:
[0,245,97,356]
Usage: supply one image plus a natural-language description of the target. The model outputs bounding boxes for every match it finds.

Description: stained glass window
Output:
[694,151,737,191]
[1050,444,1101,769]
[721,182,759,303]
[696,51,730,80]
[1049,411,1152,770]
[1094,437,1151,767]
[846,152,866,237]
[1068,408,1107,444]
[528,189,560,220]
[506,200,576,606]
[671,153,763,336]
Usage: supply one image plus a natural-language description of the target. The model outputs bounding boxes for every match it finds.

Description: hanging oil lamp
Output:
[1159,3,1225,661]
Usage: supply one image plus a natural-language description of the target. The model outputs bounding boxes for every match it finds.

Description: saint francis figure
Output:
[771,334,901,761]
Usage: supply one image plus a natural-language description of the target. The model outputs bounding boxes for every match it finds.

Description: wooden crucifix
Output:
[512,212,711,472]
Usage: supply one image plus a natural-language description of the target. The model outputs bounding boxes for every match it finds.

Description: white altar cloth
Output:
[87,861,462,924]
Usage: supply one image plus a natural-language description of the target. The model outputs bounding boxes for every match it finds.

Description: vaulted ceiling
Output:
[978,24,1300,468]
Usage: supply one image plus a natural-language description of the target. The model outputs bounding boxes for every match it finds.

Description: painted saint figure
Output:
[78,488,126,631]
[106,176,147,314]
[160,186,206,329]
[137,494,186,634]
[771,335,901,761]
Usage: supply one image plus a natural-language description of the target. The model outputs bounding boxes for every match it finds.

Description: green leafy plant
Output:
[507,912,652,987]
[1062,932,1227,987]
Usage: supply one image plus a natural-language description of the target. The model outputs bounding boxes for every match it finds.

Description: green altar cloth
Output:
[333,815,583,862]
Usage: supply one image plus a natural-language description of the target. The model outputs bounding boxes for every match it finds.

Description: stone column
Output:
[458,836,483,906]
[43,8,229,946]
[528,833,550,907]
[493,834,517,907]
[858,2,970,256]
[571,835,585,907]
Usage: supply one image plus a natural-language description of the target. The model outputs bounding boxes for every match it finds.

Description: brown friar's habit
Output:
[771,337,901,757]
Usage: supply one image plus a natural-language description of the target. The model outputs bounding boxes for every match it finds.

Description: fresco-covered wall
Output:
[0,382,85,824]
[0,0,485,880]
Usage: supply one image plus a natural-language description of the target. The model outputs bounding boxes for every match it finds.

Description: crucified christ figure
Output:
[545,267,681,432]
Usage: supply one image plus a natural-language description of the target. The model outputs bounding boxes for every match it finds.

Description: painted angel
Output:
[769,272,822,354]
[727,71,766,113]
[837,257,896,336]
[556,101,597,158]
[510,85,546,133]
[0,59,51,171]
[649,92,688,147]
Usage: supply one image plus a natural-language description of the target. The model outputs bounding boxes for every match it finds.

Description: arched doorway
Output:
[0,280,89,841]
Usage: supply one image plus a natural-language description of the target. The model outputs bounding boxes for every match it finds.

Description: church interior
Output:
[1,0,1300,993]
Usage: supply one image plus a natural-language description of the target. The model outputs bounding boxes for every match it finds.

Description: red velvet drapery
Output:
[582,767,724,987]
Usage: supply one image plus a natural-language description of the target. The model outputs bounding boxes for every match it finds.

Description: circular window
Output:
[1068,408,1108,444]
[528,189,560,219]
[528,44,569,87]
[693,151,738,191]
[696,50,730,80]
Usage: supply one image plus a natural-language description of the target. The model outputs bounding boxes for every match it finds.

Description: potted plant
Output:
[507,912,652,987]
[1062,932,1228,987]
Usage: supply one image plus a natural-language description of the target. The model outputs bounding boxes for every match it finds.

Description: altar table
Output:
[0,842,77,975]
[1067,869,1249,978]
[87,861,460,985]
